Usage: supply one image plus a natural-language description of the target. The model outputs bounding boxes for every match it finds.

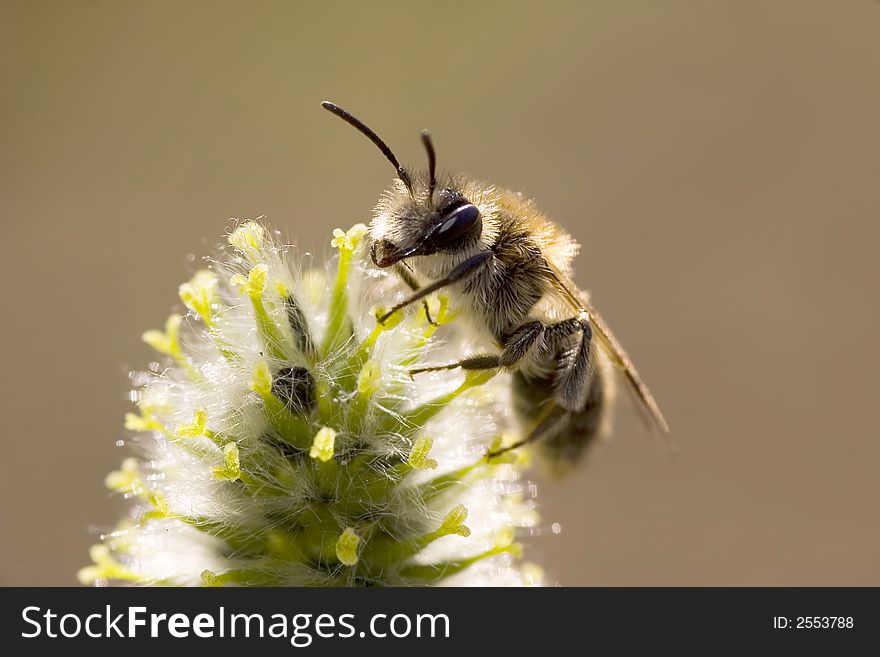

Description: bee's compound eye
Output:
[432,204,481,246]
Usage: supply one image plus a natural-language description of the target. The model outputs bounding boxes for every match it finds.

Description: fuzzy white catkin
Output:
[80,221,543,587]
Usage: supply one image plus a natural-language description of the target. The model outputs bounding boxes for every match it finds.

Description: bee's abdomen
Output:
[544,368,605,466]
[512,362,606,469]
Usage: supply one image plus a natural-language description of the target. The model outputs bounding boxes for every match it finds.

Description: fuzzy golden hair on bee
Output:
[321,100,669,471]
[372,176,580,283]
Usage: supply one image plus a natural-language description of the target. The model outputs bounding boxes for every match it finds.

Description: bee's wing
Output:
[546,266,670,434]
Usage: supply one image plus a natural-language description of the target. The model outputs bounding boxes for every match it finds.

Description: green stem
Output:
[400,544,520,583]
[320,249,353,359]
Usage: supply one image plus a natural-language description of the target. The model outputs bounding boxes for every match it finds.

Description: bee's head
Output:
[369,181,482,268]
[321,101,483,269]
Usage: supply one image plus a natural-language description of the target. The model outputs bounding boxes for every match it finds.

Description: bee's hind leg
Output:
[487,404,568,457]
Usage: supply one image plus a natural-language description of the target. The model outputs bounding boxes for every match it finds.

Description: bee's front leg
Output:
[378,251,492,324]
[393,263,438,326]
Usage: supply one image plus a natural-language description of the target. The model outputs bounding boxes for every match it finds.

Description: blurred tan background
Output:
[2,0,879,586]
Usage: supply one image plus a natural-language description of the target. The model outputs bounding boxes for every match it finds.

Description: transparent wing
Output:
[546,266,670,434]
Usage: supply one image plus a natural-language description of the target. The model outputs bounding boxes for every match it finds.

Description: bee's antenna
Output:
[421,130,437,204]
[321,101,414,195]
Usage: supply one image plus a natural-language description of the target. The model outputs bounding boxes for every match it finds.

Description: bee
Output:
[322,101,669,469]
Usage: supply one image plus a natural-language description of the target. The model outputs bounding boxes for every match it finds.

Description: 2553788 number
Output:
[796,617,853,629]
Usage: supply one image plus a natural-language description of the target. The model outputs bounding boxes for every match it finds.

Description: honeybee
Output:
[322,101,669,468]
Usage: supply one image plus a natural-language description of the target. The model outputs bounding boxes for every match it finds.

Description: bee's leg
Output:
[394,264,437,326]
[393,263,420,292]
[410,317,584,376]
[378,251,492,324]
[421,301,437,326]
[487,404,568,457]
[409,354,500,376]
[502,317,591,367]
[554,321,594,412]
[498,321,546,367]
[410,323,543,376]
